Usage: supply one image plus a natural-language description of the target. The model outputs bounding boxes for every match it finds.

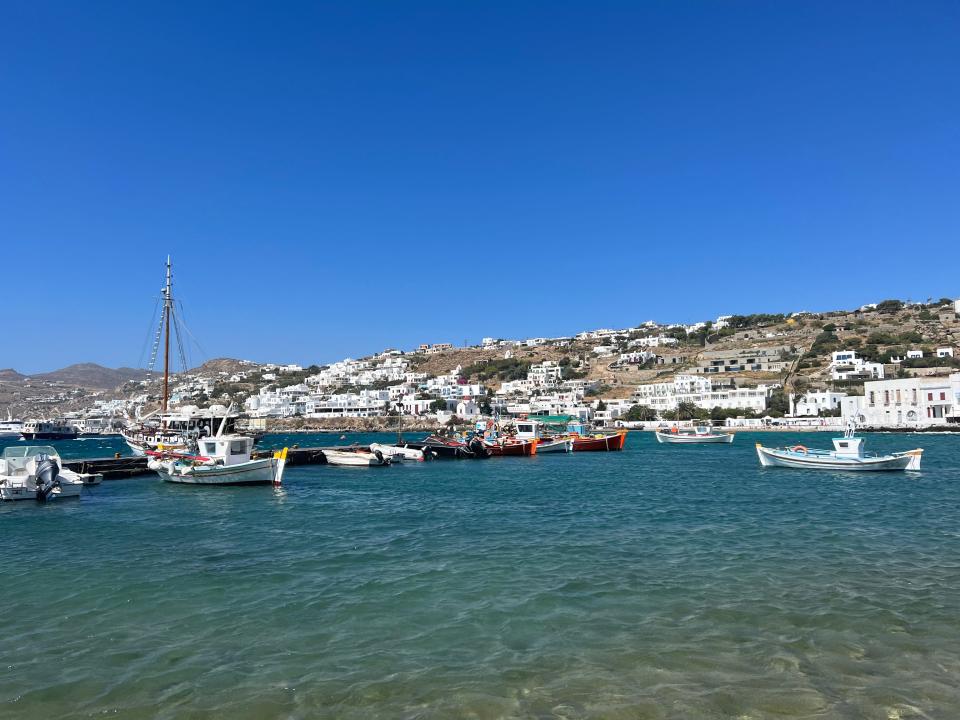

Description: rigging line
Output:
[172,310,189,375]
[176,299,209,363]
[146,296,167,372]
[137,296,161,369]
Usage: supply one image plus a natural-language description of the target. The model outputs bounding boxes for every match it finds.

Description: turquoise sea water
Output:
[2,431,960,719]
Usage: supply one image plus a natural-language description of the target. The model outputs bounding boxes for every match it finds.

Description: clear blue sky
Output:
[2,1,958,373]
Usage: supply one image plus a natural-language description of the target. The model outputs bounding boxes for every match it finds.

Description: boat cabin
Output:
[197,436,254,465]
[831,435,865,458]
[514,420,543,440]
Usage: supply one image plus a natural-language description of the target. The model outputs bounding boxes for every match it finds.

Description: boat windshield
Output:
[3,445,59,459]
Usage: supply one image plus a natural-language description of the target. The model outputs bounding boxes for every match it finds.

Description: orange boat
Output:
[571,431,627,452]
[483,438,539,456]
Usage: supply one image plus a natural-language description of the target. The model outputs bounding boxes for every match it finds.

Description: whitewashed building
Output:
[791,390,847,417]
[631,374,773,414]
[860,375,958,427]
[830,350,885,381]
[529,361,563,387]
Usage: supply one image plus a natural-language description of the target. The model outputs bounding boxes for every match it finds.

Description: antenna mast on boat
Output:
[162,256,173,414]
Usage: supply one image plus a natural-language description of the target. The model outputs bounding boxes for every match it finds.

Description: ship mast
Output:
[162,256,172,416]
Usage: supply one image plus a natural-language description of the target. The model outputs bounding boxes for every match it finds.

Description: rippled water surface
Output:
[2,431,960,719]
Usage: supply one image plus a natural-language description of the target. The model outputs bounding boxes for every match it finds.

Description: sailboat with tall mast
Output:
[121,257,239,455]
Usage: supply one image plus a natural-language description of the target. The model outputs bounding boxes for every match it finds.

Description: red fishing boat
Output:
[571,431,627,452]
[483,438,539,456]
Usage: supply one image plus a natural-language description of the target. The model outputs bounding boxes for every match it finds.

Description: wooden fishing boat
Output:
[655,426,734,444]
[148,436,288,485]
[571,431,628,452]
[483,438,538,456]
[756,425,922,471]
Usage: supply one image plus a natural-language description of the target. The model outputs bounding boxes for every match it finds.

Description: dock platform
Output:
[64,446,355,478]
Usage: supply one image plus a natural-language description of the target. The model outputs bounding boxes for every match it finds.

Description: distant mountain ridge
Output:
[0,368,28,382]
[29,363,156,389]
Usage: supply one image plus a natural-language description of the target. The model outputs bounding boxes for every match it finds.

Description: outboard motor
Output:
[35,454,61,502]
[373,449,385,465]
[468,437,486,458]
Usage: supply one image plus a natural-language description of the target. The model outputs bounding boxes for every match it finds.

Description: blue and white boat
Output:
[756,424,922,471]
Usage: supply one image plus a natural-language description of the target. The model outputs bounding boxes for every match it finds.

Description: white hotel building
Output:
[860,374,960,427]
[630,374,774,414]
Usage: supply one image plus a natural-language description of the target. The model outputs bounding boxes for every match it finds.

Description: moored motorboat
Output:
[403,435,490,459]
[0,445,85,501]
[148,436,288,485]
[323,448,392,466]
[20,419,78,441]
[572,431,628,452]
[655,425,734,444]
[755,425,922,471]
[370,442,424,462]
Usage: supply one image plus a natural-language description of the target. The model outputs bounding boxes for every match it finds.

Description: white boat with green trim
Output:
[655,425,734,444]
[756,424,922,471]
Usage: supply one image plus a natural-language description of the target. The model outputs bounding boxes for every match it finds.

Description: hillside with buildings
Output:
[4,297,960,430]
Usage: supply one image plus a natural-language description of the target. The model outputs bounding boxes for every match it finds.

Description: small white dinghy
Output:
[370,442,424,462]
[0,445,86,501]
[756,424,922,472]
[536,437,573,453]
[148,436,288,485]
[323,448,392,467]
[655,425,734,444]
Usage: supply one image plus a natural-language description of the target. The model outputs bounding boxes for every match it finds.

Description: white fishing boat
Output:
[536,437,574,453]
[756,424,922,471]
[655,425,734,444]
[0,445,92,501]
[323,448,392,467]
[148,435,288,485]
[370,442,424,462]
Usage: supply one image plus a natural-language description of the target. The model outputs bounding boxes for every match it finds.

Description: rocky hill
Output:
[0,368,28,382]
[29,363,156,390]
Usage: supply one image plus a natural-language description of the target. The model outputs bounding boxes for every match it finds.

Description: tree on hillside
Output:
[429,398,448,412]
[876,299,904,314]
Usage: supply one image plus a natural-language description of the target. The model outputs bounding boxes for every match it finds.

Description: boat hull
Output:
[371,443,424,462]
[159,457,284,484]
[20,432,78,440]
[655,431,734,444]
[484,439,538,456]
[536,438,573,453]
[404,437,490,459]
[572,432,627,452]
[323,450,391,466]
[756,444,922,471]
[0,478,83,501]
